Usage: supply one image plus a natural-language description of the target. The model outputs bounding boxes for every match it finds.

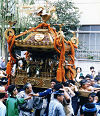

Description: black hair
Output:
[54,83,63,91]
[79,76,85,79]
[90,66,94,70]
[80,79,88,87]
[88,92,96,98]
[50,79,58,84]
[88,92,96,102]
[23,83,31,90]
[85,74,91,79]
[7,85,16,96]
[76,67,82,72]
[67,80,75,85]
[0,93,5,99]
[62,81,69,87]
[96,91,100,102]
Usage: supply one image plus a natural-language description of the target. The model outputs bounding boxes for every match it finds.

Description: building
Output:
[73,0,100,75]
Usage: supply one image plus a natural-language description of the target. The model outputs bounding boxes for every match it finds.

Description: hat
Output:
[54,90,64,95]
[7,85,16,94]
[0,86,6,93]
[82,103,97,113]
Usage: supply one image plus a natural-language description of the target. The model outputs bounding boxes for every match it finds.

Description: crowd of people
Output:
[0,56,100,116]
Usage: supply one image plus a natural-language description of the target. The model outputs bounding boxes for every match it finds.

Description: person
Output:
[51,82,72,116]
[91,79,100,88]
[30,79,58,116]
[1,77,8,90]
[88,93,96,103]
[90,66,95,79]
[6,84,31,116]
[95,91,100,116]
[0,57,6,71]
[82,103,97,116]
[76,67,83,82]
[63,81,75,116]
[0,86,6,116]
[17,83,43,116]
[0,77,8,103]
[79,80,91,116]
[48,90,66,116]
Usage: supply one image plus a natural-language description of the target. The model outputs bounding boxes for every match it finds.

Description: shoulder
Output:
[0,102,6,109]
[17,91,25,98]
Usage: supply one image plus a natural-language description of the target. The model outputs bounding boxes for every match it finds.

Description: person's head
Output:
[54,90,64,103]
[1,77,8,86]
[90,79,96,86]
[82,103,97,116]
[68,79,75,84]
[79,76,85,80]
[88,93,96,103]
[94,75,100,83]
[0,86,6,100]
[53,83,63,91]
[90,66,94,72]
[85,74,91,80]
[7,85,18,97]
[96,91,100,102]
[62,81,70,87]
[23,83,32,94]
[50,79,58,89]
[76,67,82,73]
[80,79,88,89]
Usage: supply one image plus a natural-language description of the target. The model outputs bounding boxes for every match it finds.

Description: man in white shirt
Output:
[0,86,6,116]
[49,90,66,116]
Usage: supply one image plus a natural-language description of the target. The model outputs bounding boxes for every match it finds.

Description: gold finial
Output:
[71,31,79,46]
[5,28,15,40]
[36,6,56,22]
[7,20,17,27]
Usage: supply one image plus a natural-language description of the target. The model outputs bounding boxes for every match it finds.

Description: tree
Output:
[33,0,80,40]
[53,0,80,39]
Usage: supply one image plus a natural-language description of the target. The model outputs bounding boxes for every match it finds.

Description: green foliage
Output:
[33,0,80,40]
[0,0,80,41]
[53,0,80,39]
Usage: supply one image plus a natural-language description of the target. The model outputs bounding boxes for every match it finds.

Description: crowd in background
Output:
[0,56,100,116]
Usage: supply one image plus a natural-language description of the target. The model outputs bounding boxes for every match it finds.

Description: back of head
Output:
[67,80,75,85]
[7,85,16,95]
[54,83,63,91]
[85,74,91,80]
[62,81,70,87]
